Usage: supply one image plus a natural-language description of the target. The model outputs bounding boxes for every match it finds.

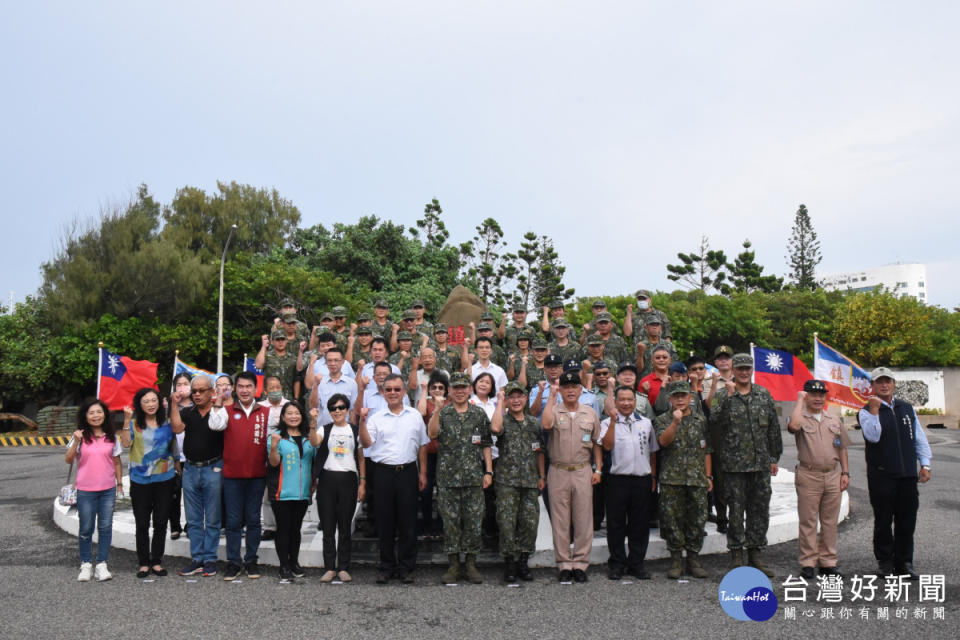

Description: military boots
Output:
[441,554,461,584]
[502,556,518,583]
[517,553,533,581]
[730,548,744,568]
[686,552,708,579]
[667,551,683,579]
[748,549,775,578]
[464,554,483,584]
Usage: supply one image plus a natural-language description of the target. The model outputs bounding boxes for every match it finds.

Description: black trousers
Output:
[868,471,919,566]
[605,474,652,571]
[168,471,183,533]
[318,470,358,571]
[418,452,438,531]
[373,462,419,573]
[271,500,309,568]
[130,478,174,566]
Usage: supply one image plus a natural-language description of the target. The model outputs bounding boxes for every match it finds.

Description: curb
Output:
[0,435,70,447]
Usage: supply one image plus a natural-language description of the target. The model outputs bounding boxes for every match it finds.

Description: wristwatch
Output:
[921,465,931,471]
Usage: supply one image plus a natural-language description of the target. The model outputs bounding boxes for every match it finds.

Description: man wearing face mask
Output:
[257,375,288,541]
[624,289,672,343]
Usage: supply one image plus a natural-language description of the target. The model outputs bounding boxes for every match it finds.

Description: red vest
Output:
[223,403,269,478]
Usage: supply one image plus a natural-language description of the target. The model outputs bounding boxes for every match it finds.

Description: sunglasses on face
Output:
[329,405,348,412]
[383,387,404,393]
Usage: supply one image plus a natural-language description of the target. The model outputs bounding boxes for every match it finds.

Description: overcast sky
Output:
[3,1,957,310]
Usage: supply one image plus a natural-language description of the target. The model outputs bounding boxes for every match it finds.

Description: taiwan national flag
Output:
[97,348,159,410]
[813,338,874,409]
[245,357,264,397]
[750,346,813,401]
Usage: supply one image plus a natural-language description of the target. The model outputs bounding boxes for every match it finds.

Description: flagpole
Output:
[243,353,248,372]
[173,349,179,391]
[749,342,755,384]
[96,342,104,399]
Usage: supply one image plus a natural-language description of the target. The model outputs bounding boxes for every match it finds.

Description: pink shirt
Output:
[73,435,123,491]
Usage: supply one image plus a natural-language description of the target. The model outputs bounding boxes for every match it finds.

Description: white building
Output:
[820,263,928,302]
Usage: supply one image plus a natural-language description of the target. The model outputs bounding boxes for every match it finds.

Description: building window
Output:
[919,282,924,287]
[861,277,867,281]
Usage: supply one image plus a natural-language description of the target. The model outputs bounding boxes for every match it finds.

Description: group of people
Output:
[67,292,933,584]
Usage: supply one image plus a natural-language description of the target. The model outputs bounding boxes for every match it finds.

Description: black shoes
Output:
[819,566,842,578]
[800,566,816,580]
[517,553,533,581]
[278,565,294,581]
[289,563,304,578]
[572,569,588,583]
[896,563,919,580]
[376,571,391,584]
[503,558,518,583]
[223,564,242,581]
[716,520,728,534]
[261,529,276,541]
[400,571,415,584]
[608,568,623,581]
[245,562,262,579]
[878,561,896,576]
[136,568,150,579]
[628,566,651,580]
[558,569,574,582]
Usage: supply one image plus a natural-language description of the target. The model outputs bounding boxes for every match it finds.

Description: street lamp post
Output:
[217,224,238,373]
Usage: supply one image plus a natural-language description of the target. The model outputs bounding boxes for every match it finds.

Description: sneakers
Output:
[289,563,304,579]
[279,566,295,581]
[77,562,93,582]
[245,563,261,579]
[320,570,337,583]
[202,562,217,577]
[94,562,112,582]
[337,570,352,582]
[223,564,243,581]
[179,560,204,576]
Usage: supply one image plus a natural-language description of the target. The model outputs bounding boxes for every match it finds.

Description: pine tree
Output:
[786,204,822,291]
[666,235,729,293]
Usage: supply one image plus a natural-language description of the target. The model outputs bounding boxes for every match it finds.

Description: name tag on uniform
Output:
[581,432,592,443]
[532,442,541,452]
[700,439,706,449]
[833,437,841,448]
[471,435,482,444]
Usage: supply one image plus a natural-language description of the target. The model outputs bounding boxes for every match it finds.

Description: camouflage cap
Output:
[271,328,287,339]
[477,322,494,331]
[713,345,734,358]
[586,334,604,346]
[592,299,607,308]
[279,297,296,308]
[512,304,527,313]
[596,311,613,322]
[870,367,896,382]
[592,359,611,371]
[644,314,662,326]
[732,353,754,368]
[356,325,373,335]
[544,354,563,366]
[803,379,827,393]
[517,329,535,342]
[281,312,298,323]
[634,289,652,299]
[332,306,347,317]
[320,312,334,322]
[410,299,426,309]
[552,319,570,329]
[397,330,413,341]
[559,371,581,386]
[666,380,692,396]
[504,381,527,395]
[401,309,416,321]
[356,312,371,322]
[449,372,472,387]
[433,323,448,333]
[532,338,549,350]
[563,358,582,372]
[549,299,564,309]
[480,311,495,321]
[374,299,389,308]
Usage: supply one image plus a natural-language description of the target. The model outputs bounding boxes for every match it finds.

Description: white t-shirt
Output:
[323,424,358,473]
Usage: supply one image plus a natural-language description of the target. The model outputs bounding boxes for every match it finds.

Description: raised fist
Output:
[122,405,134,422]
[641,380,651,393]
[261,335,270,348]
[299,341,307,352]
[866,396,883,413]
[797,390,807,402]
[360,407,370,420]
[725,380,736,396]
[672,409,683,422]
[581,360,592,372]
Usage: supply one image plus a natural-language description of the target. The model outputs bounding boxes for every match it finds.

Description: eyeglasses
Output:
[329,405,348,412]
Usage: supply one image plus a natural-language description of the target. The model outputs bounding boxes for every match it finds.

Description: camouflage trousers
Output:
[659,483,708,553]
[496,484,540,556]
[722,470,772,550]
[437,486,485,554]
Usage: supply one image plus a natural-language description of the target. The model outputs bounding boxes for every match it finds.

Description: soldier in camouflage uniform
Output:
[541,299,577,342]
[516,338,548,391]
[330,306,350,352]
[370,299,396,339]
[500,305,537,354]
[655,381,713,579]
[390,331,424,382]
[410,300,433,338]
[709,353,782,577]
[580,299,621,344]
[580,333,619,374]
[635,315,678,377]
[548,319,581,363]
[427,372,496,584]
[278,310,310,346]
[431,323,464,374]
[255,328,301,401]
[492,381,545,582]
[630,290,672,341]
[588,312,631,364]
[505,328,536,380]
[346,325,374,372]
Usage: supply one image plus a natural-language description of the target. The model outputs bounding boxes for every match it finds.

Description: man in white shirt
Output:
[310,347,358,428]
[470,337,507,391]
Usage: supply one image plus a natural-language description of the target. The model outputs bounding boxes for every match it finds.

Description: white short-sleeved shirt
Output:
[471,361,508,393]
[598,412,659,476]
[365,405,430,465]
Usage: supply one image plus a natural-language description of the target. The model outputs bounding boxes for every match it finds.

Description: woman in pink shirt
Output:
[65,399,123,582]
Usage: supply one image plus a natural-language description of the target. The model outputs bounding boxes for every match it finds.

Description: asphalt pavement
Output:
[1,428,958,639]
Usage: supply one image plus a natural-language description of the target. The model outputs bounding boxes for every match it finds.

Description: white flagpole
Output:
[173,349,180,392]
[243,353,248,372]
[749,342,756,384]
[96,342,104,399]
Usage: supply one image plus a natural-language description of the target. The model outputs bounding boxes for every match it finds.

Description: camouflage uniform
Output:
[436,404,493,554]
[370,319,396,340]
[503,323,538,355]
[496,411,543,556]
[548,339,581,364]
[637,308,671,341]
[636,336,679,377]
[262,349,301,401]
[710,381,782,550]
[434,345,462,376]
[545,317,577,342]
[655,409,711,553]
[349,345,373,373]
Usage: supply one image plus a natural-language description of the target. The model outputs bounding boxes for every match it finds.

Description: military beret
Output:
[732,353,754,368]
[803,379,827,393]
[714,345,734,358]
[669,361,688,374]
[410,299,426,309]
[666,380,692,396]
[397,331,413,341]
[532,339,549,350]
[549,299,564,309]
[544,354,563,366]
[356,325,373,335]
[591,299,607,309]
[634,289,652,299]
[596,311,613,322]
[401,310,416,320]
[870,367,896,382]
[644,315,662,326]
[563,358,582,372]
[332,306,347,317]
[449,372,472,387]
[281,312,298,323]
[586,334,604,345]
[356,312,371,322]
[617,362,638,374]
[559,371,581,386]
[270,329,287,339]
[477,322,494,331]
[504,381,527,395]
[374,299,389,308]
[433,323,448,333]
